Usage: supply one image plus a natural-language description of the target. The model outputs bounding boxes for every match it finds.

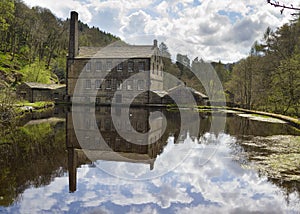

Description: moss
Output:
[240,135,300,182]
[251,114,272,118]
[255,153,300,181]
[197,109,213,113]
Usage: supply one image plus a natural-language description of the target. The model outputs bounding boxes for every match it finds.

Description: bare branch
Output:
[267,0,300,12]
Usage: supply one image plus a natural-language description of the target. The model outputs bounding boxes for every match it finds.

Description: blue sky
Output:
[22,0,298,62]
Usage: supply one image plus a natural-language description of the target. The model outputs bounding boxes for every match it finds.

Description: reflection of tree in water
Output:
[0,120,67,206]
[225,114,300,137]
[162,108,211,141]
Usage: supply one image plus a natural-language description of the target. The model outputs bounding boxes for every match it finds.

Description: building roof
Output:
[152,90,168,98]
[23,82,66,90]
[187,87,208,99]
[77,42,157,59]
[167,85,208,99]
[82,149,155,164]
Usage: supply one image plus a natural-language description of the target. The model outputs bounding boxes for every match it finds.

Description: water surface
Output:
[0,107,299,213]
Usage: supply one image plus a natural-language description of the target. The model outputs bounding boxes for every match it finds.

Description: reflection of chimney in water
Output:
[68,11,79,59]
[68,148,77,193]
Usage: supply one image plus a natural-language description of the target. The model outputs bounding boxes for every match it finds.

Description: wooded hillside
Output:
[0,0,120,88]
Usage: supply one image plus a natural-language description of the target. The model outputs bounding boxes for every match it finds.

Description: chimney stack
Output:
[153,39,158,48]
[69,11,79,58]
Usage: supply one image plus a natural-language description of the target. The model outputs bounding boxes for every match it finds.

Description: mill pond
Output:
[0,106,299,213]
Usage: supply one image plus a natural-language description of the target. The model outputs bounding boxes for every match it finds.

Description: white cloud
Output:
[22,0,300,62]
[121,10,152,35]
[23,0,92,23]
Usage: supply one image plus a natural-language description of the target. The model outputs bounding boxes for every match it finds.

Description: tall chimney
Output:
[69,11,79,58]
[153,39,158,48]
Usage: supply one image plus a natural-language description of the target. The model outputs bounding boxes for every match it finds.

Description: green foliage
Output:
[159,42,171,59]
[18,123,52,143]
[226,17,300,116]
[19,61,53,84]
[0,0,14,32]
[212,61,231,83]
[226,56,260,109]
[270,54,300,115]
[0,119,67,206]
[0,88,17,141]
[0,1,120,86]
[78,21,120,47]
[16,101,54,108]
[51,55,67,82]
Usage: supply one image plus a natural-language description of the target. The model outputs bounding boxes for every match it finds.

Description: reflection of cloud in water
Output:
[94,132,200,180]
[4,133,300,213]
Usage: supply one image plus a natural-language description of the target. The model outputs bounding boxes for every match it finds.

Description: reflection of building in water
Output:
[66,107,167,192]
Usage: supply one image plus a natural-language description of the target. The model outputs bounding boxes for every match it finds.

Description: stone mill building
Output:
[66,11,165,105]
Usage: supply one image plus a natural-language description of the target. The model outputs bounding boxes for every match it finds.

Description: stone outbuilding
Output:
[17,82,66,103]
[162,85,208,106]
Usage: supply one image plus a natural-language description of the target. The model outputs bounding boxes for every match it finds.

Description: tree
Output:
[0,0,14,51]
[225,16,300,115]
[269,54,300,114]
[0,0,121,86]
[20,61,55,84]
[8,0,34,61]
[211,60,230,84]
[0,0,14,31]
[175,53,192,82]
[159,42,171,59]
[0,87,17,140]
[192,57,224,100]
[226,55,259,109]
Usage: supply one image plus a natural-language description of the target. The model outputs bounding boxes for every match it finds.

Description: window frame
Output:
[126,80,133,90]
[106,79,111,90]
[96,61,102,72]
[86,62,91,72]
[138,61,145,72]
[106,61,112,71]
[95,79,101,89]
[137,80,144,91]
[128,61,134,72]
[85,79,91,89]
[117,62,123,71]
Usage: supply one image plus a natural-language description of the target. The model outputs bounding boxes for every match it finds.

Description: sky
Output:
[22,0,299,63]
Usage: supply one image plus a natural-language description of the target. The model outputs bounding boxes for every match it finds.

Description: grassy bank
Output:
[194,105,300,129]
[16,101,54,109]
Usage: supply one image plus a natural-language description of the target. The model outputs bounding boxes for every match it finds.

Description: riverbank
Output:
[228,107,300,129]
[16,101,54,113]
[195,105,300,129]
[8,101,300,130]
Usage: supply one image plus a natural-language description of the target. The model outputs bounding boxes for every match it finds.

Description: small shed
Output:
[17,82,66,103]
[162,85,208,106]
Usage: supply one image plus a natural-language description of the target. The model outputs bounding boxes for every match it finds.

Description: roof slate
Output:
[24,82,66,90]
[77,43,156,59]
